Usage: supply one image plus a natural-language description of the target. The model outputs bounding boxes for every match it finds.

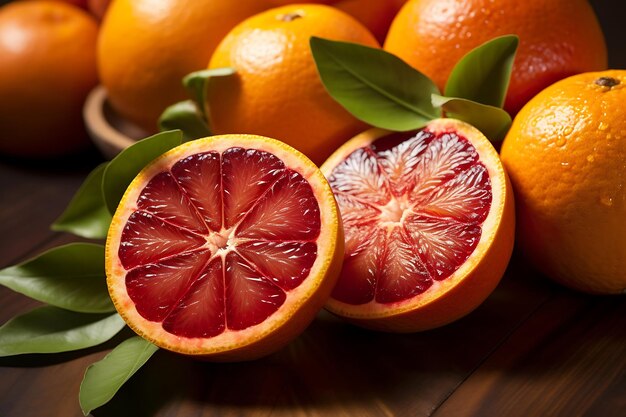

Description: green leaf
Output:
[158,100,211,141]
[0,307,125,356]
[432,94,512,141]
[0,243,112,313]
[445,35,519,108]
[79,336,159,416]
[51,162,112,239]
[183,67,236,119]
[102,130,183,214]
[310,36,441,131]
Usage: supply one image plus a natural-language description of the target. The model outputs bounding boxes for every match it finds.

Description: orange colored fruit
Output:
[106,134,343,360]
[267,0,406,42]
[384,0,607,115]
[500,70,626,295]
[0,0,98,158]
[206,4,379,166]
[334,0,406,43]
[321,118,515,331]
[97,0,268,132]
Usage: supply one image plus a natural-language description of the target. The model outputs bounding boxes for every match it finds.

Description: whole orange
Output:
[384,0,607,115]
[0,0,98,158]
[97,0,268,132]
[500,70,626,295]
[206,4,379,165]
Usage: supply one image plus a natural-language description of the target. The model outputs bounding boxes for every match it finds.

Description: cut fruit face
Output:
[321,118,515,332]
[106,135,343,360]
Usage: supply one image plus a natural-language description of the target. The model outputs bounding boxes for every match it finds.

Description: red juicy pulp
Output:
[328,129,492,305]
[117,147,321,338]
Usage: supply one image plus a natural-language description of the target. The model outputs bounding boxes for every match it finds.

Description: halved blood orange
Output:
[321,118,515,332]
[105,135,343,360]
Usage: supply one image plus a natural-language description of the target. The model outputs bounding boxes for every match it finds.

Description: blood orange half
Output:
[105,135,343,360]
[321,118,515,332]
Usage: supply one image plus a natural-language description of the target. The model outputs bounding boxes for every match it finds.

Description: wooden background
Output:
[1,0,625,416]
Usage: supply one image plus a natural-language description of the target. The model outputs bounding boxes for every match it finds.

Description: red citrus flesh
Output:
[328,129,491,305]
[111,143,330,343]
[321,119,514,332]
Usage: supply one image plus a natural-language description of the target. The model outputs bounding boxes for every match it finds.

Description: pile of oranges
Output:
[1,0,623,325]
[0,0,606,158]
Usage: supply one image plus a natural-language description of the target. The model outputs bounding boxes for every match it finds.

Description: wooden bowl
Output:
[83,85,152,159]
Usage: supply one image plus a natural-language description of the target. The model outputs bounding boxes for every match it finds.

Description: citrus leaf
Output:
[445,35,519,108]
[51,162,112,239]
[0,243,112,313]
[183,67,236,119]
[158,100,211,141]
[310,36,441,131]
[103,130,183,214]
[432,94,512,141]
[80,336,159,416]
[0,307,125,357]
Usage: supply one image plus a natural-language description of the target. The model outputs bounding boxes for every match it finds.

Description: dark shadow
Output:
[91,253,590,417]
[0,145,105,175]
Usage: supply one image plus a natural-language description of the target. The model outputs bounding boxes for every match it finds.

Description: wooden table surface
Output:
[1,1,626,416]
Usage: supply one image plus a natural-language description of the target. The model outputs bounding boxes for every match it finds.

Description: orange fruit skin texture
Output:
[206,4,379,166]
[384,0,608,115]
[0,0,98,158]
[97,0,268,132]
[501,70,626,295]
[322,119,515,332]
[268,0,408,42]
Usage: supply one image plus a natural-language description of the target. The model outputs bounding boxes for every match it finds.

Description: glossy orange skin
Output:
[501,70,626,294]
[98,0,268,132]
[384,0,607,115]
[207,5,379,166]
[0,1,98,158]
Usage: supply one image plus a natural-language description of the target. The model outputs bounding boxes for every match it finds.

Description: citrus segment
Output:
[106,135,343,360]
[136,172,208,234]
[221,148,286,229]
[236,172,321,241]
[118,211,206,270]
[237,241,317,291]
[170,152,223,231]
[126,250,212,322]
[321,119,514,332]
